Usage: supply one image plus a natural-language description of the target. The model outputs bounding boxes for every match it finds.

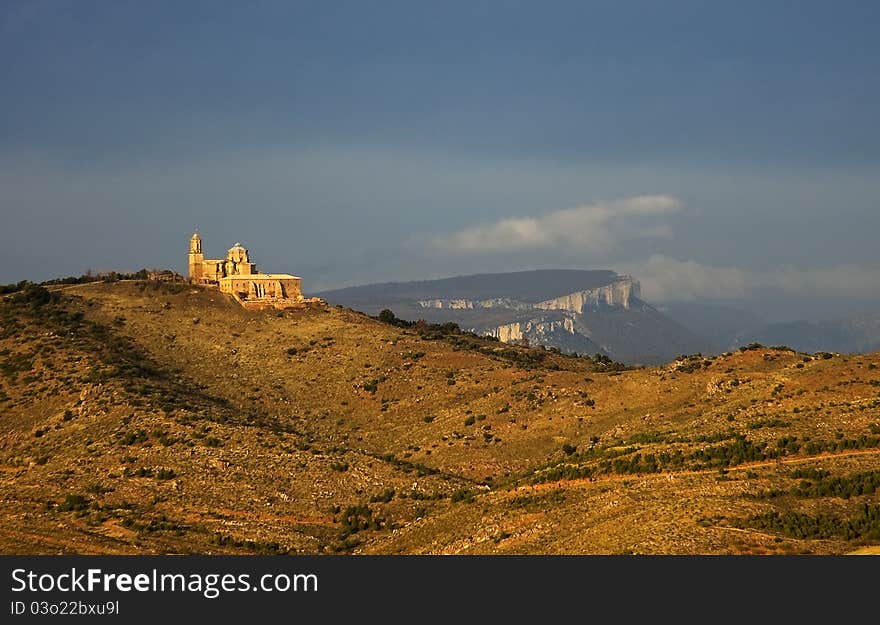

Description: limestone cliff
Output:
[480,314,604,355]
[417,297,532,311]
[416,277,640,314]
[534,277,640,313]
[316,270,709,364]
[484,316,577,343]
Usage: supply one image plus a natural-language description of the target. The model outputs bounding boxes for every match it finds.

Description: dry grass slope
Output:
[1,281,879,554]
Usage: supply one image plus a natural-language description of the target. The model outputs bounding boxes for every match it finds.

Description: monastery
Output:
[187,232,312,310]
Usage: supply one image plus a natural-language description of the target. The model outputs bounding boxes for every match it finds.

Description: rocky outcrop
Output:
[480,315,604,355]
[418,278,639,314]
[417,297,532,311]
[534,277,640,313]
[491,322,523,343]
[483,316,577,343]
[412,275,694,361]
[317,270,708,364]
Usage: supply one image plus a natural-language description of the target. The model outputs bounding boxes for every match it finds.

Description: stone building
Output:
[187,232,306,309]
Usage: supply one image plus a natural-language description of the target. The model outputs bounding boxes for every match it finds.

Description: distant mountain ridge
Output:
[316,270,710,364]
[750,314,880,354]
[315,270,622,305]
[660,302,880,355]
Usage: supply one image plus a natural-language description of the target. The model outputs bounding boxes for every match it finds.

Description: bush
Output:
[118,429,148,446]
[338,504,386,540]
[362,377,384,394]
[11,284,56,308]
[369,488,395,503]
[739,342,764,352]
[57,494,91,512]
[450,489,475,503]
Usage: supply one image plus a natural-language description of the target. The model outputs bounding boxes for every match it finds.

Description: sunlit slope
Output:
[1,281,878,554]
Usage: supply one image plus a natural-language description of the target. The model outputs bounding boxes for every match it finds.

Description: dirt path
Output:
[188,506,336,528]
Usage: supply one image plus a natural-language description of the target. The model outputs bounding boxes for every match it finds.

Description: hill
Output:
[1,281,879,554]
[315,270,710,365]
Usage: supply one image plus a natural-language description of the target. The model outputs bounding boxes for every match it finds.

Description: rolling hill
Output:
[1,280,879,555]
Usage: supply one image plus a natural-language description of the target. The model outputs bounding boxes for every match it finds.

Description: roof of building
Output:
[219,273,301,280]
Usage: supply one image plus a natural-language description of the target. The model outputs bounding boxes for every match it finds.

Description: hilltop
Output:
[1,280,879,554]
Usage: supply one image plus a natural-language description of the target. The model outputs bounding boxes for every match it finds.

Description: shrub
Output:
[362,377,384,394]
[369,489,395,503]
[739,342,764,352]
[156,468,177,480]
[450,489,475,503]
[57,494,91,512]
[118,429,148,446]
[338,504,386,540]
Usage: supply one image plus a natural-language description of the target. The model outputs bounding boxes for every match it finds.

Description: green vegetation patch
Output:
[749,470,880,500]
[733,504,880,540]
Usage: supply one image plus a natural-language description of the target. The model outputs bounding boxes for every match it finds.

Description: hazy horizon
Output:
[3,1,880,323]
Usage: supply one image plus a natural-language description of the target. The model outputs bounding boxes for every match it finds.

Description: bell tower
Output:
[188,231,204,282]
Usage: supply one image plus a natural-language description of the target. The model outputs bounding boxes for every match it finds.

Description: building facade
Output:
[188,232,305,309]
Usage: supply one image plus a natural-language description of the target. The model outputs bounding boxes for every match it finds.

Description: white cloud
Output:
[429,195,683,254]
[623,256,749,301]
[625,255,880,302]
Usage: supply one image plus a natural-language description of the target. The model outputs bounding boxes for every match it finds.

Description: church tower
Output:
[188,231,204,282]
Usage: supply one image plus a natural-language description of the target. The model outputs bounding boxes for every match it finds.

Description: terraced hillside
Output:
[1,281,878,554]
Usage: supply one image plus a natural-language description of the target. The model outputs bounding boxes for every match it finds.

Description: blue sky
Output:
[2,1,880,319]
